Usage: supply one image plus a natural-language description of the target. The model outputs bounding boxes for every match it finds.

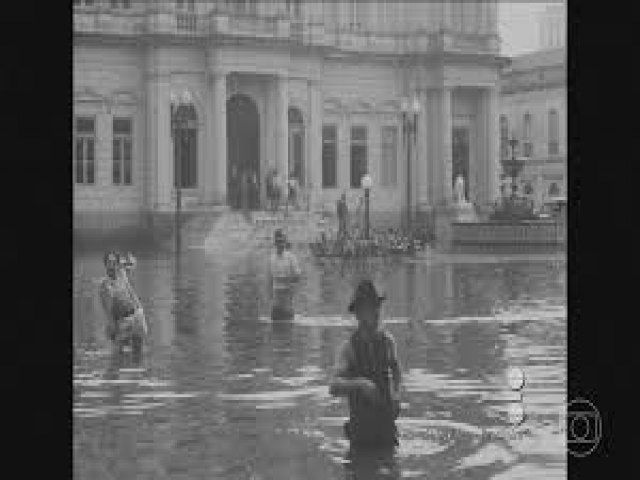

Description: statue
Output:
[454,175,467,205]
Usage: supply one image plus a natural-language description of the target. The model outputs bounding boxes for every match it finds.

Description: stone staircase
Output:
[173,207,338,252]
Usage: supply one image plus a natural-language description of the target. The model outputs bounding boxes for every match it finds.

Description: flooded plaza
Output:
[73,242,566,480]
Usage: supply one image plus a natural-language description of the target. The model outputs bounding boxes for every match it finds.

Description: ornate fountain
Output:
[449,136,564,246]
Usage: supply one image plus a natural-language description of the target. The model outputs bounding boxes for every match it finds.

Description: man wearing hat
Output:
[329,279,402,451]
[268,229,302,320]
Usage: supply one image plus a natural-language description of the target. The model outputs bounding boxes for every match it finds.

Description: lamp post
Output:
[361,173,373,240]
[170,89,193,253]
[400,95,420,235]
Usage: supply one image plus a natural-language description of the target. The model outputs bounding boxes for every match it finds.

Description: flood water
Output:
[73,242,567,479]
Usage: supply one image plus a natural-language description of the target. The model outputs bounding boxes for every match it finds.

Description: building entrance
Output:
[227,94,260,210]
[452,126,470,201]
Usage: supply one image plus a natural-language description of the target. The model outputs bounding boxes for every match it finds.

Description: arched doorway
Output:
[452,126,470,200]
[172,104,198,189]
[227,94,260,210]
[288,107,305,188]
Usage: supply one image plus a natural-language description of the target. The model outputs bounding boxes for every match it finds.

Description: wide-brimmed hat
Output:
[348,279,386,312]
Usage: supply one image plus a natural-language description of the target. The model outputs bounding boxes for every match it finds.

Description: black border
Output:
[569,0,622,476]
[2,2,71,477]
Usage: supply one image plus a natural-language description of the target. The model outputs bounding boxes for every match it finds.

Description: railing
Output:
[73,8,498,56]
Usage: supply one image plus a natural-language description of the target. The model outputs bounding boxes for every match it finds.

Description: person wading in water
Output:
[98,251,147,358]
[329,279,402,453]
[268,229,302,321]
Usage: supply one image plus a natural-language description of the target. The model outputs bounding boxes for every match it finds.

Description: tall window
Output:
[548,108,559,155]
[350,126,368,188]
[322,125,337,188]
[288,107,305,187]
[173,104,198,188]
[500,115,509,159]
[74,116,95,185]
[523,113,533,157]
[380,126,398,187]
[112,117,133,186]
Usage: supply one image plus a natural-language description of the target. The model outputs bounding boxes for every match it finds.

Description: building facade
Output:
[499,47,567,207]
[73,1,503,232]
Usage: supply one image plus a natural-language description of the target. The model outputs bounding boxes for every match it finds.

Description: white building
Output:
[499,46,567,207]
[73,1,504,235]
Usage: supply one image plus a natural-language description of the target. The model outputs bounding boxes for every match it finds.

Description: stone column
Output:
[146,71,173,210]
[440,86,453,205]
[276,74,289,200]
[485,86,500,205]
[212,71,227,204]
[203,73,215,204]
[307,78,323,205]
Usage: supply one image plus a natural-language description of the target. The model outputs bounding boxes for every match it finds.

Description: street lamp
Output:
[361,173,373,240]
[400,94,420,234]
[170,89,193,252]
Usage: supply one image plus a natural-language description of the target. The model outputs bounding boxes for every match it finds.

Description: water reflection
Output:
[74,244,566,480]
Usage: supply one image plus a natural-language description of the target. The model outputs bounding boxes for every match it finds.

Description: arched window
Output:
[523,113,533,157]
[172,104,198,189]
[500,115,509,159]
[548,182,560,197]
[548,109,559,155]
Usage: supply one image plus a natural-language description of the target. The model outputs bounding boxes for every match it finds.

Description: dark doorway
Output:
[288,107,305,187]
[452,126,470,200]
[227,94,260,210]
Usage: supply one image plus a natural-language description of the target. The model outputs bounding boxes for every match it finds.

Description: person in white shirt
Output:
[268,229,302,320]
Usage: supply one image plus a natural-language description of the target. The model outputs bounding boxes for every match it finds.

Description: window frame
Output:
[74,115,96,186]
[350,125,368,189]
[321,124,338,189]
[112,116,134,186]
